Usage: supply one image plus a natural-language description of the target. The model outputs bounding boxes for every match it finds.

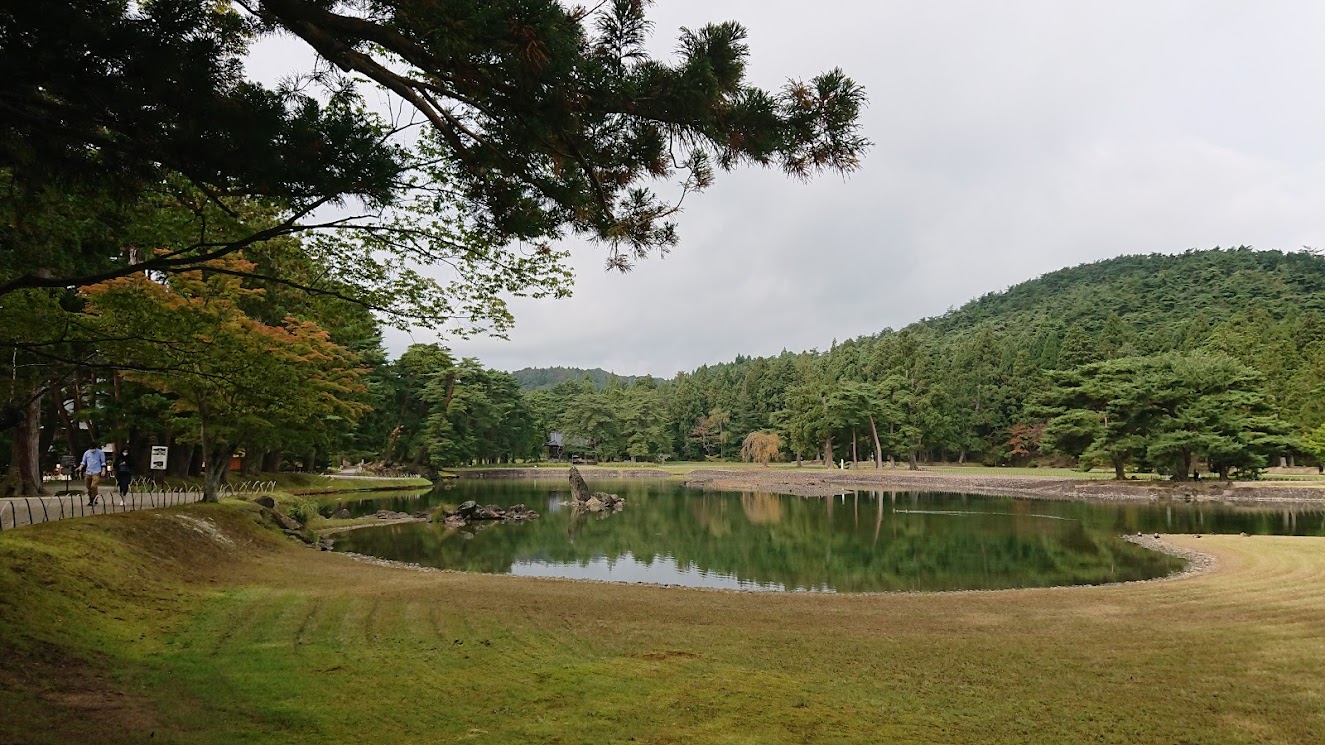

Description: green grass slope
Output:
[3,503,1325,743]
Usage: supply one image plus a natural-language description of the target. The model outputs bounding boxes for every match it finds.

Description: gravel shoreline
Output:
[680,468,1325,505]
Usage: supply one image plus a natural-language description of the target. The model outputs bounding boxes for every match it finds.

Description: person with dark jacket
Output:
[114,450,132,505]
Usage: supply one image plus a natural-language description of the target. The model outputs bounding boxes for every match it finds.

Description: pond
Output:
[330,478,1325,593]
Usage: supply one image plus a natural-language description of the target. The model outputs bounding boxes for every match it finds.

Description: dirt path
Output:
[0,491,205,530]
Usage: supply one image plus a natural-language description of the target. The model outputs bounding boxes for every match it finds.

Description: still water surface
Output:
[331,478,1325,592]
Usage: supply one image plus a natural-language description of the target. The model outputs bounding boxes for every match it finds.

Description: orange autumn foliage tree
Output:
[741,431,782,467]
[82,255,366,501]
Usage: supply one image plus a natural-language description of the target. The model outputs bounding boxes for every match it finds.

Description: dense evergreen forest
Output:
[511,367,645,392]
[8,247,1322,489]
[352,247,1325,477]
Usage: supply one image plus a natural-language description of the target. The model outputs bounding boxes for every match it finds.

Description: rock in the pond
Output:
[330,508,351,520]
[435,500,540,527]
[503,504,540,522]
[563,467,624,514]
[373,509,412,520]
[569,466,592,502]
[587,492,624,512]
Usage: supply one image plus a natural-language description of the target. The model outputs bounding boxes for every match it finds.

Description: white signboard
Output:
[150,446,169,470]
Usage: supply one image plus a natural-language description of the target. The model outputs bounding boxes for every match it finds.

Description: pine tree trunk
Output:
[869,415,883,470]
[851,427,858,469]
[71,372,98,444]
[3,393,46,496]
[262,449,283,472]
[188,444,204,477]
[958,449,967,465]
[823,435,833,468]
[1112,454,1125,481]
[908,449,918,471]
[37,390,57,471]
[202,443,234,503]
[1176,449,1192,482]
[52,389,78,455]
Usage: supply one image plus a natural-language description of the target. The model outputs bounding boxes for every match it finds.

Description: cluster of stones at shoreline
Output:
[252,464,635,544]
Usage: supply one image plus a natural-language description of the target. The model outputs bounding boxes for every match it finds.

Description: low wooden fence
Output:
[0,478,277,531]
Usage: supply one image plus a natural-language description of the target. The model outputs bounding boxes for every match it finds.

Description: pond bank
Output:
[5,505,1324,744]
[681,468,1325,504]
[456,467,671,480]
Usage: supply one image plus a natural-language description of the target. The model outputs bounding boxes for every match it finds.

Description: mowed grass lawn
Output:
[2,505,1324,744]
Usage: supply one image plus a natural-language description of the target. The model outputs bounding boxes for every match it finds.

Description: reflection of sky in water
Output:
[510,552,822,593]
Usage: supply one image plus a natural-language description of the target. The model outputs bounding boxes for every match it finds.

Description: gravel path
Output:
[0,491,205,530]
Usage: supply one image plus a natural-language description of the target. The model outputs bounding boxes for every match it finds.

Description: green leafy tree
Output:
[3,1,867,297]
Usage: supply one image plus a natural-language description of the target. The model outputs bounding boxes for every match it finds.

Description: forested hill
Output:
[921,247,1325,339]
[511,366,644,391]
[625,246,1325,466]
[351,247,1325,473]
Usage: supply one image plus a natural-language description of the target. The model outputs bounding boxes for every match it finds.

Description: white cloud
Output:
[253,1,1325,375]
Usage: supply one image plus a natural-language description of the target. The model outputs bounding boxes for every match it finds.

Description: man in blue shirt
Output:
[79,445,107,506]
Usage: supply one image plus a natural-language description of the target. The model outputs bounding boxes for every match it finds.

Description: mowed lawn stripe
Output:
[137,534,1324,744]
[2,507,1323,744]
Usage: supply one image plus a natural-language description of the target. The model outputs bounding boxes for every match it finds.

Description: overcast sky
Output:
[249,1,1325,378]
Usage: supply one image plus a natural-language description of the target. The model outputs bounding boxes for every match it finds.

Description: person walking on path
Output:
[114,449,132,506]
[79,445,107,506]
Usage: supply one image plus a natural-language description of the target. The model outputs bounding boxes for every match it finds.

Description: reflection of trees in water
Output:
[337,481,1325,591]
[690,494,731,538]
[740,492,782,524]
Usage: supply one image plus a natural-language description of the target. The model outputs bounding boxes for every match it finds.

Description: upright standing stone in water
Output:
[569,465,591,502]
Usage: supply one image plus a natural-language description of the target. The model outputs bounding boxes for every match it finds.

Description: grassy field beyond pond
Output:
[2,503,1323,744]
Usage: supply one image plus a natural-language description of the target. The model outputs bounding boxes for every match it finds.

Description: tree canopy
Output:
[1,0,868,297]
[0,0,867,493]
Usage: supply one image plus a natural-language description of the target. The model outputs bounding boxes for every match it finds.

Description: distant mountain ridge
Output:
[510,366,649,391]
